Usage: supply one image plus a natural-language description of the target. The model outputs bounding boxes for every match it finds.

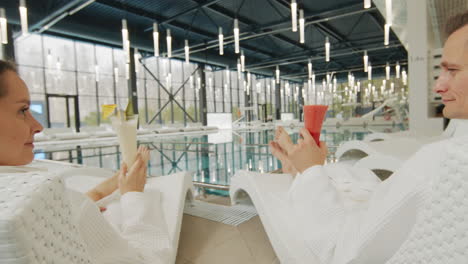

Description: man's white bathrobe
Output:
[289,134,468,263]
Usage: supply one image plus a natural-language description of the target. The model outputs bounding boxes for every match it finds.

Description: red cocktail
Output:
[303,105,328,146]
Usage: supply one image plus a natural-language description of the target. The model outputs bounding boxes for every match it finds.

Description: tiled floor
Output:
[175,195,279,264]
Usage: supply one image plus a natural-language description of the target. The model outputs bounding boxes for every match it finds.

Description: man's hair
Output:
[445,11,468,38]
[0,60,17,98]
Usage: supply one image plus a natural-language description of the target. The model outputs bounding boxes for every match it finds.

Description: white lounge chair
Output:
[0,161,193,264]
[230,166,381,264]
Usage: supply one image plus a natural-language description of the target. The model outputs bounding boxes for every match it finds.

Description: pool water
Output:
[34,125,404,187]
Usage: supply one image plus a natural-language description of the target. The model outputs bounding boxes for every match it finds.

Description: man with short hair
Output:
[270,11,468,263]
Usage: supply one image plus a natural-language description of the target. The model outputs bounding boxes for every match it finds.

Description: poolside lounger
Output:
[230,166,381,264]
[0,161,193,264]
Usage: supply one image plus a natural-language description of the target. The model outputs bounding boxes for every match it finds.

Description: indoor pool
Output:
[34,125,404,188]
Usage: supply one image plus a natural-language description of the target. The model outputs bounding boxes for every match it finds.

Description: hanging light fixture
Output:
[396,61,400,79]
[385,62,390,80]
[402,68,407,85]
[299,9,305,43]
[312,72,316,87]
[308,59,312,79]
[0,8,7,44]
[275,65,280,84]
[363,50,368,72]
[325,36,330,62]
[237,59,241,80]
[218,27,224,55]
[234,18,240,54]
[364,0,371,9]
[368,62,372,80]
[291,0,297,32]
[153,22,159,57]
[184,39,189,63]
[166,29,172,58]
[384,24,390,45]
[385,0,393,26]
[19,0,28,35]
[240,50,245,72]
[121,19,130,63]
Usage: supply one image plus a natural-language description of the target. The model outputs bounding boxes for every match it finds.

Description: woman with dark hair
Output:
[0,60,171,263]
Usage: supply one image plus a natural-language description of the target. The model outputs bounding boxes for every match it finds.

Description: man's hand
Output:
[287,128,328,173]
[119,146,150,195]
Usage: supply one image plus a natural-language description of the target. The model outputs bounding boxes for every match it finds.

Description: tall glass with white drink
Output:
[111,115,138,167]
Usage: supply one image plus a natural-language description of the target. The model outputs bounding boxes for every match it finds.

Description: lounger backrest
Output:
[0,172,93,264]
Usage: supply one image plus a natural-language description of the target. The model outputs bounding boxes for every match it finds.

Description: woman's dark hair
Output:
[445,11,468,38]
[0,60,18,98]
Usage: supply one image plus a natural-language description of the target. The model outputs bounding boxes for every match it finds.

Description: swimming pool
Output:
[34,125,404,187]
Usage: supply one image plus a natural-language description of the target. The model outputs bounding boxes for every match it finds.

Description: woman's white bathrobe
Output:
[0,165,171,264]
[289,135,468,263]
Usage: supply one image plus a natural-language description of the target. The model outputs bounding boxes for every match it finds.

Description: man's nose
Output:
[433,72,449,94]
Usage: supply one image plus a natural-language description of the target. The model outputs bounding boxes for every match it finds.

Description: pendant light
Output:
[395,61,400,79]
[218,27,224,55]
[363,50,368,72]
[385,62,390,80]
[240,50,245,72]
[234,18,240,54]
[384,24,390,46]
[308,59,312,79]
[325,36,330,62]
[291,0,297,32]
[364,0,371,9]
[184,39,189,63]
[153,22,159,57]
[166,29,172,58]
[0,8,7,44]
[299,9,305,43]
[19,0,28,35]
[275,65,280,84]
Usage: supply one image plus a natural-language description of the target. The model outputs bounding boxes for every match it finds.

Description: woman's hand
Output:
[119,146,150,195]
[86,172,119,202]
[287,128,328,173]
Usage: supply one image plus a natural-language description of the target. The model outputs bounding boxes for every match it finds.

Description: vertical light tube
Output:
[240,50,245,72]
[218,27,224,55]
[384,24,390,45]
[396,61,400,79]
[275,65,280,84]
[368,63,372,80]
[385,0,393,26]
[364,0,371,9]
[363,50,368,72]
[325,36,330,62]
[237,59,241,80]
[153,22,159,57]
[291,0,297,32]
[19,0,28,35]
[402,68,407,85]
[121,19,129,63]
[134,48,139,73]
[166,29,172,58]
[184,39,189,63]
[385,62,390,80]
[299,9,305,43]
[234,18,240,54]
[307,59,312,79]
[0,8,7,44]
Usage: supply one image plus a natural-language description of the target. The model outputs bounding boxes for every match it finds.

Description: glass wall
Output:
[15,33,282,129]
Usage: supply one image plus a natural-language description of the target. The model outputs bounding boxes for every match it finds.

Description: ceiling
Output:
[1,0,408,81]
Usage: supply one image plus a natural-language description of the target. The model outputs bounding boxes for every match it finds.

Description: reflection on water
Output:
[34,126,403,186]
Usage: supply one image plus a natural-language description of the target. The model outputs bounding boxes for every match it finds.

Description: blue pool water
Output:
[34,126,403,187]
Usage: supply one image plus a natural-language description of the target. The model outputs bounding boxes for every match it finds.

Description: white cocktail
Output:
[111,115,138,167]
